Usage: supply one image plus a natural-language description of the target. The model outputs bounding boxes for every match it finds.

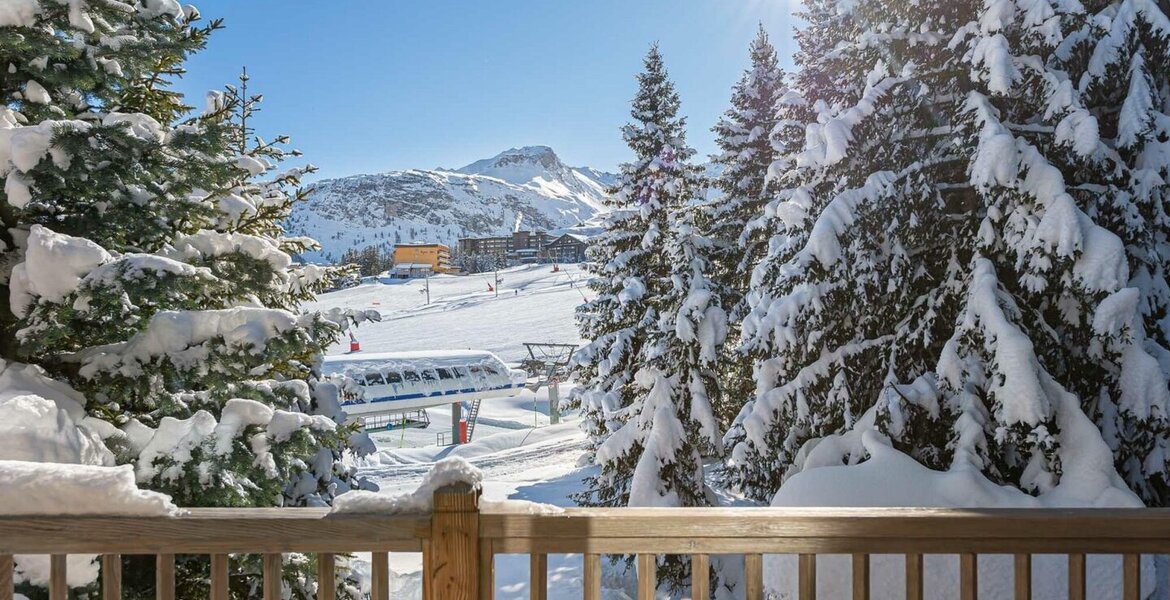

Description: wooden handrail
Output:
[0,508,429,554]
[1,489,1168,600]
[477,504,1170,600]
[478,506,1170,553]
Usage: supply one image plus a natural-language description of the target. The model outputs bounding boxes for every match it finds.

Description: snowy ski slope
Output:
[306,262,591,463]
[305,264,589,364]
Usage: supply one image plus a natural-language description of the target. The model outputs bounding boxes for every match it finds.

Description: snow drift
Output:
[332,456,484,514]
[0,461,178,517]
[766,416,1152,599]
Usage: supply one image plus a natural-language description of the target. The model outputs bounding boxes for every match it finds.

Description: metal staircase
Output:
[466,399,482,441]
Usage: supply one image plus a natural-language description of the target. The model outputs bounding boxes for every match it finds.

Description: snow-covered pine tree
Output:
[789,0,865,110]
[724,0,1170,510]
[611,146,724,590]
[574,44,724,592]
[633,187,728,512]
[0,0,218,357]
[1043,0,1170,504]
[572,45,687,508]
[721,0,971,499]
[1,4,368,599]
[707,26,790,426]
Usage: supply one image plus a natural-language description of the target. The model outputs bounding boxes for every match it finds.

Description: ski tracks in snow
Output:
[358,427,589,494]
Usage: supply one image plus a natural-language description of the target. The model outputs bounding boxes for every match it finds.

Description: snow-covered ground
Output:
[359,390,587,498]
[305,264,588,363]
[309,263,593,492]
[354,392,599,600]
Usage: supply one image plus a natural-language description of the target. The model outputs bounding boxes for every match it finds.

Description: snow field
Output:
[345,405,597,599]
[306,264,588,363]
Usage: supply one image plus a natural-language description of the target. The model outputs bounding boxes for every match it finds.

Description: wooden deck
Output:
[2,484,1168,600]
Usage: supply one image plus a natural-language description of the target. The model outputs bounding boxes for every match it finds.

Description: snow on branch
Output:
[966,93,1127,292]
[74,307,300,377]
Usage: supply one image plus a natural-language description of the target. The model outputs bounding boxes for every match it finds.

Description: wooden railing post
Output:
[427,483,481,600]
[0,555,12,600]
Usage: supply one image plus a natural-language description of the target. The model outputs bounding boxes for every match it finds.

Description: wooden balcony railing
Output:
[3,482,1170,600]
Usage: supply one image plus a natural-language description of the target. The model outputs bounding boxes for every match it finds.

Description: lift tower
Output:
[520,343,577,424]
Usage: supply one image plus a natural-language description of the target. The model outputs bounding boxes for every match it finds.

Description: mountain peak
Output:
[505,145,557,157]
[455,146,566,182]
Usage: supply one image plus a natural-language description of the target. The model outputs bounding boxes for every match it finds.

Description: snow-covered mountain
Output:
[286,146,615,263]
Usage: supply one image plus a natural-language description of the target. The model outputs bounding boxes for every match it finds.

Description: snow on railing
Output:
[3,457,1170,600]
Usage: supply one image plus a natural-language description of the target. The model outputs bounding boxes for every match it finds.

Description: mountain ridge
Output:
[286,146,615,264]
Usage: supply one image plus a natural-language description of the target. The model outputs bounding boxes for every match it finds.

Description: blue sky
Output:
[174,1,799,181]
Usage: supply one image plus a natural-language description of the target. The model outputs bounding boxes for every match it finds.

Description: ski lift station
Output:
[322,350,528,444]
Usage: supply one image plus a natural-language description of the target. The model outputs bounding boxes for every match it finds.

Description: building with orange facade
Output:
[393,243,453,275]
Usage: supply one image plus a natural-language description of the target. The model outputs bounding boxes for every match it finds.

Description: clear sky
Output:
[173,1,800,181]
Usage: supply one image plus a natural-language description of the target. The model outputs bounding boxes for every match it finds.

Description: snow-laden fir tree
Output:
[707,26,792,426]
[1051,0,1170,504]
[722,0,977,499]
[709,26,788,305]
[573,45,686,504]
[0,4,370,599]
[789,0,865,109]
[725,0,1170,508]
[612,148,728,590]
[574,44,727,591]
[0,0,220,355]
